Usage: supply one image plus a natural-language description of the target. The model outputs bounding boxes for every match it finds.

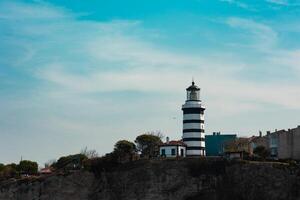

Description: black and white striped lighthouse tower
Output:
[182,81,206,156]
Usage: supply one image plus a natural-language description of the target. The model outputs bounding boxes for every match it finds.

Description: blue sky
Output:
[1,0,300,165]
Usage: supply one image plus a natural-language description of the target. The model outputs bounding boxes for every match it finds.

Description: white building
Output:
[160,139,187,158]
[182,81,206,156]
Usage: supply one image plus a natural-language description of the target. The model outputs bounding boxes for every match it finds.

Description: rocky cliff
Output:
[0,159,300,200]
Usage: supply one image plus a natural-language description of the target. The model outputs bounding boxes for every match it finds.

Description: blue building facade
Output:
[205,132,237,156]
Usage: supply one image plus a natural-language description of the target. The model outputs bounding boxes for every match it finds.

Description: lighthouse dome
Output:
[186,81,200,91]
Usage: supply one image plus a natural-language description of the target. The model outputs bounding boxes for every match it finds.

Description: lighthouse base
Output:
[186,149,206,157]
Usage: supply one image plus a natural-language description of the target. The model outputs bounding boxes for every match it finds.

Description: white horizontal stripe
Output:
[183,132,205,138]
[183,114,202,120]
[183,114,204,120]
[182,103,203,109]
[184,141,205,147]
[183,123,202,129]
[186,150,205,156]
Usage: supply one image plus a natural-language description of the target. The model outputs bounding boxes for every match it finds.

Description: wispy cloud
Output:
[219,0,256,11]
[1,0,300,164]
[0,1,71,20]
[265,0,289,5]
[265,0,300,6]
[226,17,278,50]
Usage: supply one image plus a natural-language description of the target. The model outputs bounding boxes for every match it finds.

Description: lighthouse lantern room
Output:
[182,81,206,156]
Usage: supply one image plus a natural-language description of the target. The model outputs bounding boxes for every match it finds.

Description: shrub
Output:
[52,154,88,170]
[85,153,119,176]
[18,160,38,175]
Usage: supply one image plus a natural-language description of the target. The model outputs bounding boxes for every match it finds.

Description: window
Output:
[171,148,176,155]
[162,149,165,156]
[187,90,199,101]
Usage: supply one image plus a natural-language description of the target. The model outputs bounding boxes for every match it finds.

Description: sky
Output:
[1,0,300,165]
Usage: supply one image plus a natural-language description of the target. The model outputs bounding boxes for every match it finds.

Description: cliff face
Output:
[0,159,300,200]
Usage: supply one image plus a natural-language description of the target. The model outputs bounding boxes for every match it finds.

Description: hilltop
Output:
[0,158,299,200]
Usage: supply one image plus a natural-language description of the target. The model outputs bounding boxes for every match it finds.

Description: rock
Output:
[0,159,299,200]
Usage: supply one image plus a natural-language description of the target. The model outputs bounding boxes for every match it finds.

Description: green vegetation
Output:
[0,164,4,172]
[0,164,17,181]
[253,146,270,160]
[0,131,164,183]
[3,129,300,186]
[83,153,119,175]
[135,133,162,158]
[18,160,38,175]
[52,154,88,170]
[113,140,137,162]
[0,161,37,181]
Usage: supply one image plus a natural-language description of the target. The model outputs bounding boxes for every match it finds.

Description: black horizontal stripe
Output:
[186,146,205,150]
[183,120,204,124]
[183,137,205,141]
[183,129,205,133]
[182,108,204,114]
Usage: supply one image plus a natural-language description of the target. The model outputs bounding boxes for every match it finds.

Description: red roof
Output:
[160,140,187,147]
[40,167,53,174]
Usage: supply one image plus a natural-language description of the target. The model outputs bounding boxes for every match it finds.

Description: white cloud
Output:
[267,50,300,71]
[266,0,289,5]
[226,17,278,50]
[0,1,71,20]
[265,0,300,6]
[225,17,300,73]
[219,0,256,11]
[2,1,300,164]
[2,4,298,112]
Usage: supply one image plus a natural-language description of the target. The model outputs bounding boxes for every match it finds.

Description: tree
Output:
[0,164,18,180]
[53,154,88,170]
[253,146,270,159]
[0,163,4,172]
[6,163,17,172]
[44,159,56,168]
[146,131,165,140]
[18,160,38,175]
[135,133,162,158]
[81,147,99,159]
[113,140,136,162]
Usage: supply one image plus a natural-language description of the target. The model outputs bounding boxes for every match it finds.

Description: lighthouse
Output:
[182,81,206,156]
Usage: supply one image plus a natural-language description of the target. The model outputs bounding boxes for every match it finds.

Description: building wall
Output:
[292,127,300,159]
[160,146,186,158]
[223,138,250,154]
[205,134,237,156]
[268,133,279,157]
[268,126,300,160]
[278,131,292,159]
[178,146,186,157]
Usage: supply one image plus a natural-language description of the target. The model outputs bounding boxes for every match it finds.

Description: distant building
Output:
[224,137,251,156]
[223,135,268,157]
[267,126,300,160]
[182,81,206,156]
[249,135,268,155]
[39,167,53,175]
[160,137,187,158]
[268,130,279,157]
[205,132,237,156]
[224,151,245,160]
